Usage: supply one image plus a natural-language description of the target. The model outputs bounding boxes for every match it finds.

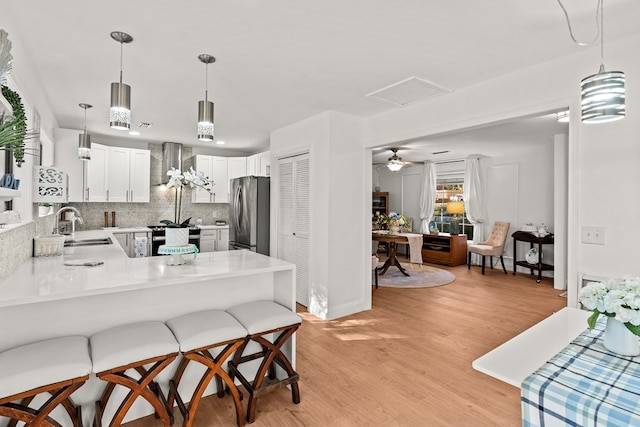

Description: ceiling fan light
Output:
[387,160,403,172]
[556,110,570,123]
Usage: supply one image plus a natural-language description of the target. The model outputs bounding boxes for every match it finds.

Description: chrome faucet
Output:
[54,206,84,236]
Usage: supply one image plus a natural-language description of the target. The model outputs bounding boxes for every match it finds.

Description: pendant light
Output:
[109,31,133,130]
[78,103,92,160]
[557,0,625,123]
[580,0,625,123]
[197,54,216,141]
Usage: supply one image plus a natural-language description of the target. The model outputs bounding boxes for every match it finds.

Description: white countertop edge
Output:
[0,230,294,308]
[472,307,590,388]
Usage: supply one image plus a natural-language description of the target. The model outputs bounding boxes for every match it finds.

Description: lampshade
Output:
[581,68,625,123]
[109,31,133,130]
[197,54,216,141]
[387,160,403,172]
[446,201,464,215]
[197,100,214,141]
[78,103,92,160]
[110,82,131,130]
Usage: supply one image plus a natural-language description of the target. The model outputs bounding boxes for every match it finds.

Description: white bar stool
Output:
[166,310,248,427]
[226,301,302,424]
[90,321,179,427]
[0,336,91,427]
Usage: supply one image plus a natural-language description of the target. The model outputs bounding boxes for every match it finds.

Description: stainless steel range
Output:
[148,225,201,255]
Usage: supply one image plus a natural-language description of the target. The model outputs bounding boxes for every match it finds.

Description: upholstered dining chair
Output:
[467,221,510,275]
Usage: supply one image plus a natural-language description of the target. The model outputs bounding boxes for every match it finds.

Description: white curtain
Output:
[419,161,437,233]
[463,156,485,244]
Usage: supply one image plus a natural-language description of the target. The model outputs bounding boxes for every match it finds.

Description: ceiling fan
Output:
[384,148,419,172]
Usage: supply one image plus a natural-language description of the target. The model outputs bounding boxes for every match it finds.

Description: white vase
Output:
[603,317,640,356]
[389,224,400,234]
[165,228,189,247]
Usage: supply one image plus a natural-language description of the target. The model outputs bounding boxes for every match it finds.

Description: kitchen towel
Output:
[134,236,147,258]
[400,233,424,264]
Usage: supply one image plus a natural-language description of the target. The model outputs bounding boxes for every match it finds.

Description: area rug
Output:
[376,263,456,288]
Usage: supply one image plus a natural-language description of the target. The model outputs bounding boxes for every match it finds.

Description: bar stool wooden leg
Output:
[226,301,302,424]
[166,310,249,427]
[90,321,179,427]
[0,336,91,427]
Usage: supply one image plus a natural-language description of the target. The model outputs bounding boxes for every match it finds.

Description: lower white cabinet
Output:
[199,227,229,252]
[114,231,150,258]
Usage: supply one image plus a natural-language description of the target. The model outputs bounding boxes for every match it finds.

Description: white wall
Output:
[271,111,369,320]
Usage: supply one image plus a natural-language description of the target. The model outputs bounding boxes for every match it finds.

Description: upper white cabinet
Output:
[192,154,229,203]
[52,129,150,203]
[228,157,247,180]
[86,143,108,202]
[108,147,150,203]
[246,151,271,177]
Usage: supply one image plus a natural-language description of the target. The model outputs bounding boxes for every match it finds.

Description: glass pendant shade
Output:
[197,99,215,141]
[387,160,403,172]
[78,132,91,160]
[581,68,625,123]
[110,81,131,130]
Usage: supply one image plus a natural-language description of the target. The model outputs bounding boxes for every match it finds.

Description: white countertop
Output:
[472,307,590,388]
[103,226,152,233]
[0,229,292,308]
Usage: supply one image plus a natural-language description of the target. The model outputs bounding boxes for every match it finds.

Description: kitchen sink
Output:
[64,237,113,247]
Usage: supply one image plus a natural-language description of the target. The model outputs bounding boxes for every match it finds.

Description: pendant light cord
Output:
[119,40,124,84]
[556,0,602,45]
[204,62,209,103]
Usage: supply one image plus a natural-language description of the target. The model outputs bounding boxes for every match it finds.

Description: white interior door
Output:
[278,153,310,306]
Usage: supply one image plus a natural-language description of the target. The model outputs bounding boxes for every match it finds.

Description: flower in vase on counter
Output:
[579,277,640,336]
[161,167,214,228]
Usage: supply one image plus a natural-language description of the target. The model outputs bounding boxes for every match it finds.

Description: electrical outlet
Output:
[582,226,605,245]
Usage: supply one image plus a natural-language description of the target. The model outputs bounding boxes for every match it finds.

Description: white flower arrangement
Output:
[579,277,640,336]
[161,167,213,228]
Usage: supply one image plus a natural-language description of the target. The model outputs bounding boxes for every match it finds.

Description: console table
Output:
[512,231,554,283]
[421,233,467,266]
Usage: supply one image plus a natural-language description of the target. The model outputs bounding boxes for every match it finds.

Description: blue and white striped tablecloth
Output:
[521,317,640,427]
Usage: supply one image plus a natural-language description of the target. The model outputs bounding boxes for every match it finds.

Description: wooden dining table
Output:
[372,232,411,276]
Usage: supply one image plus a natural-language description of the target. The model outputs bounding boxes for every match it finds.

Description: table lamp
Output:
[446,201,465,235]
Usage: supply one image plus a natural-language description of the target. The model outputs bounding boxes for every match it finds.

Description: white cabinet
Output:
[228,157,247,180]
[199,227,229,252]
[86,143,108,201]
[258,151,271,176]
[192,155,228,203]
[52,129,150,203]
[107,147,150,202]
[246,151,271,177]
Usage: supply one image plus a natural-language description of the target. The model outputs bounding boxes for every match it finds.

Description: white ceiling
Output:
[3,0,640,157]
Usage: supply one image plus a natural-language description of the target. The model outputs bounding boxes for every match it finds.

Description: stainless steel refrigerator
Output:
[229,176,270,255]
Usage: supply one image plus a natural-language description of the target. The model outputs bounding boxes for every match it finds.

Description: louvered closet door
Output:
[278,154,310,306]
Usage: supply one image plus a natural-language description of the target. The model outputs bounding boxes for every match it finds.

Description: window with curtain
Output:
[434,176,474,239]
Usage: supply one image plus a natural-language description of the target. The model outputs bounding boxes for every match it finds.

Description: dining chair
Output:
[467,221,510,275]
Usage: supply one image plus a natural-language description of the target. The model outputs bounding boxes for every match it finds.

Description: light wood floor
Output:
[126,263,566,427]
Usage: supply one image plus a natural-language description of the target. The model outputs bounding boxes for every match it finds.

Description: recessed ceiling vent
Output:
[137,122,153,129]
[365,76,451,107]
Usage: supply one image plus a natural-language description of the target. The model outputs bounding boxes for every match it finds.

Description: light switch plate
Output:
[582,226,605,245]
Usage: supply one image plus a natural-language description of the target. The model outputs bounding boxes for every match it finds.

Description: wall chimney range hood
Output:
[160,142,182,184]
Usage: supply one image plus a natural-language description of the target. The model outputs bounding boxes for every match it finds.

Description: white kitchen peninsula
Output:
[0,230,296,424]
